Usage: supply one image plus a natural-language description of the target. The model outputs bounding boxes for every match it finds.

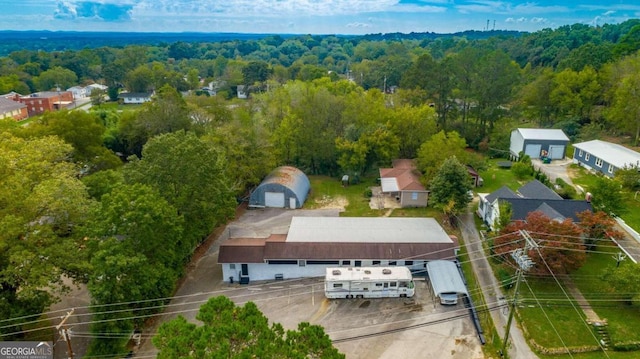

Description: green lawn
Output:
[305,175,383,216]
[478,159,533,193]
[569,164,640,231]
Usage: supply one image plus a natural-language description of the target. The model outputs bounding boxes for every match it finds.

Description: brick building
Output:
[18,91,74,116]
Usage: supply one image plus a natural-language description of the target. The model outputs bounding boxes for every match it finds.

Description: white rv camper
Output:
[324,267,415,299]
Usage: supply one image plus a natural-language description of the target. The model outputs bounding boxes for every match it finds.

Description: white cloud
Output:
[602,10,615,16]
[530,17,546,24]
[347,22,372,28]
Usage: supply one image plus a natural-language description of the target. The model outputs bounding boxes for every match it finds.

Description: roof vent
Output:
[382,269,392,275]
[364,270,372,274]
[332,269,341,275]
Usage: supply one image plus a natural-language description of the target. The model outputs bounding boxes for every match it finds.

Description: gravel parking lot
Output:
[134,207,484,358]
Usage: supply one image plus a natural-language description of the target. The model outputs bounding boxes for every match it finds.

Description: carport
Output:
[426,260,469,305]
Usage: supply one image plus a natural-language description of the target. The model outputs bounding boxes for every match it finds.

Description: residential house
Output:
[67,85,89,99]
[379,159,429,208]
[467,165,483,187]
[509,128,570,160]
[118,92,153,104]
[572,140,640,178]
[0,97,28,121]
[477,179,592,231]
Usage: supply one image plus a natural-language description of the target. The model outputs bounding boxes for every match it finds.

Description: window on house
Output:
[578,150,583,157]
[229,264,236,269]
[412,192,418,200]
[389,261,396,266]
[373,260,381,265]
[585,153,590,161]
[333,283,343,288]
[298,260,306,267]
[405,261,414,265]
[595,158,603,167]
[608,164,614,174]
[342,260,350,266]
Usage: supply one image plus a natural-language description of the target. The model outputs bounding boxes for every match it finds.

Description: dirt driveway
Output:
[132,207,484,358]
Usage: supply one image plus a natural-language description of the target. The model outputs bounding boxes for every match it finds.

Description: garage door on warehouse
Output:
[264,192,285,208]
[525,144,542,158]
[548,145,565,159]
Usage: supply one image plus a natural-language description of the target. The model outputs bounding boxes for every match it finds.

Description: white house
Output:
[573,140,640,177]
[118,92,153,104]
[218,217,459,283]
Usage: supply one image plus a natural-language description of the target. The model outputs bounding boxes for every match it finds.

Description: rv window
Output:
[229,264,235,269]
[399,281,408,287]
[342,260,350,265]
[405,260,413,265]
[333,283,343,288]
[383,282,389,288]
[390,282,397,287]
[375,283,383,287]
[372,260,380,265]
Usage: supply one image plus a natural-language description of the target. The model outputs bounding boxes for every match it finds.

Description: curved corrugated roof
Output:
[250,166,310,208]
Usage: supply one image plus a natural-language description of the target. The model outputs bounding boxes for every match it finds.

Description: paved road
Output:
[460,212,538,359]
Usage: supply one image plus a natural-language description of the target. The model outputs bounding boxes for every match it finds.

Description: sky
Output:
[1,0,640,35]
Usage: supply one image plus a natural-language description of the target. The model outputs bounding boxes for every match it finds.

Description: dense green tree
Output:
[242,60,271,85]
[603,262,640,304]
[589,177,626,216]
[124,131,236,246]
[117,84,191,156]
[428,156,473,222]
[34,66,77,91]
[19,110,121,172]
[417,130,469,186]
[0,132,94,337]
[154,296,344,359]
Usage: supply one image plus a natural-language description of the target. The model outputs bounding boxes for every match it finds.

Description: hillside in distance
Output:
[0,29,524,56]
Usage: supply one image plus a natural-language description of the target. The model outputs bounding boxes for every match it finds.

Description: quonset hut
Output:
[249,166,310,209]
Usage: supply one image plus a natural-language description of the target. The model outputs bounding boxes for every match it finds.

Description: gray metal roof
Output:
[573,140,640,169]
[426,260,468,296]
[286,217,452,244]
[250,166,310,208]
[516,128,570,141]
[0,97,25,113]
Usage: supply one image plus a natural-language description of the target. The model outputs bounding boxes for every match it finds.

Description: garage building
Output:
[219,216,459,283]
[509,128,570,160]
[249,166,310,209]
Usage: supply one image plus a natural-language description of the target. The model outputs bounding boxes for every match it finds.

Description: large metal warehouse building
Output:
[218,216,459,283]
[249,166,310,209]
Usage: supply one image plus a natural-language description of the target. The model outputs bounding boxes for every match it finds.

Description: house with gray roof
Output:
[477,179,591,230]
[510,128,570,160]
[572,140,640,178]
[0,97,28,121]
[218,217,459,283]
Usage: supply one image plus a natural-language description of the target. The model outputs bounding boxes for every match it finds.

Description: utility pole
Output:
[501,231,536,357]
[56,309,75,359]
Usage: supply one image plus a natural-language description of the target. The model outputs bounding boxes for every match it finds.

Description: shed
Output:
[509,128,570,160]
[249,166,310,209]
[426,260,468,305]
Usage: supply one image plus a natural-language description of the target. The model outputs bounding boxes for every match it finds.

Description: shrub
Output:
[511,162,532,180]
[364,188,373,198]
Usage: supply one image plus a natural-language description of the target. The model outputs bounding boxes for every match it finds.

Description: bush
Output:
[364,188,373,198]
[512,162,532,180]
[612,341,640,352]
[555,178,577,199]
